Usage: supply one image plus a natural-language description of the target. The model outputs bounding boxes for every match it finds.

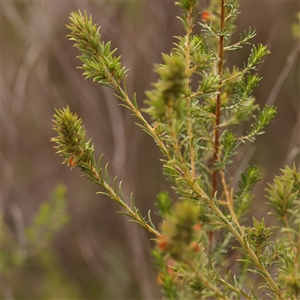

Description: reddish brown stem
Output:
[212,0,225,198]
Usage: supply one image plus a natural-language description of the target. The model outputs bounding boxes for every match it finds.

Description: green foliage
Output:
[245,218,272,254]
[52,108,160,236]
[52,106,95,168]
[157,200,201,260]
[291,12,300,39]
[235,165,261,217]
[156,191,173,217]
[2,185,69,274]
[145,54,189,121]
[25,184,69,250]
[267,165,300,229]
[215,131,239,170]
[1,185,71,298]
[67,10,127,88]
[51,1,300,299]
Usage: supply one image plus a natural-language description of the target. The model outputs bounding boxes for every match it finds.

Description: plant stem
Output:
[220,170,244,236]
[187,176,285,299]
[183,259,232,299]
[212,0,225,197]
[90,165,161,237]
[185,7,196,179]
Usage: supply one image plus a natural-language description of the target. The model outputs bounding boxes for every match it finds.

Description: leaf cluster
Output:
[67,10,127,88]
[52,107,160,237]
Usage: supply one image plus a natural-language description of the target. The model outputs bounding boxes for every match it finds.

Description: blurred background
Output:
[2,1,299,299]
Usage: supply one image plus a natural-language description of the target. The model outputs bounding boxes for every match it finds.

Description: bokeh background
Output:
[2,1,299,299]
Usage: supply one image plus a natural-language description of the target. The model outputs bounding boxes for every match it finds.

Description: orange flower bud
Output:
[166,258,176,276]
[193,223,202,231]
[156,273,163,285]
[68,157,76,167]
[190,241,200,252]
[157,235,168,251]
[201,11,211,22]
